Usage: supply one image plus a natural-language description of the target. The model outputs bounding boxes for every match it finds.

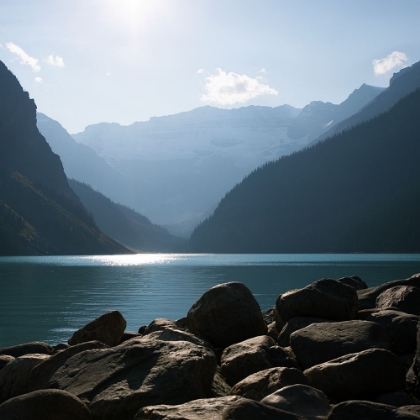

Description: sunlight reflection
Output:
[79,254,182,266]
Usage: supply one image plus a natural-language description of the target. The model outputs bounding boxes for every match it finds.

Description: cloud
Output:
[197,68,205,74]
[106,71,112,76]
[45,54,65,67]
[373,51,408,76]
[258,67,266,74]
[6,42,40,72]
[33,77,43,86]
[200,68,278,105]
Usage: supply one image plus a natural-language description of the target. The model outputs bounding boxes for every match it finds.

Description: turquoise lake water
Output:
[0,254,419,347]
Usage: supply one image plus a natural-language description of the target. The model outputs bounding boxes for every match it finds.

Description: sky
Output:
[1,0,420,133]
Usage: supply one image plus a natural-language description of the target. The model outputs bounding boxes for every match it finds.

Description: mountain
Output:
[0,60,128,255]
[189,86,420,253]
[311,61,420,145]
[72,86,382,228]
[68,179,184,252]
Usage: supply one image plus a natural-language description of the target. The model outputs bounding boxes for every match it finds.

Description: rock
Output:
[357,273,420,310]
[0,353,50,403]
[374,391,419,407]
[186,282,267,348]
[0,341,53,357]
[290,320,390,369]
[230,367,308,401]
[376,286,420,316]
[221,398,306,420]
[211,368,232,397]
[0,355,14,370]
[52,343,69,353]
[261,384,330,420]
[413,322,420,399]
[305,348,406,400]
[48,337,217,420]
[142,318,178,335]
[120,332,141,343]
[337,275,368,290]
[28,341,108,391]
[220,335,297,386]
[145,327,211,349]
[135,396,241,420]
[68,310,126,347]
[328,400,420,420]
[358,309,419,355]
[267,322,279,340]
[0,389,92,420]
[276,279,359,322]
[399,406,420,418]
[277,316,331,347]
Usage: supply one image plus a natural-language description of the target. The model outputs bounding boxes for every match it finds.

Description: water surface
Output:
[0,254,419,347]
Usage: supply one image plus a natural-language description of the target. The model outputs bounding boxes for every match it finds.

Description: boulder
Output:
[376,286,420,316]
[186,282,267,348]
[261,384,330,420]
[135,396,241,420]
[28,341,108,391]
[52,343,69,353]
[211,368,232,397]
[48,337,217,420]
[142,318,178,335]
[0,341,53,357]
[305,348,406,400]
[358,309,419,355]
[337,275,368,290]
[328,400,420,420]
[0,355,14,370]
[120,332,141,343]
[145,327,211,349]
[68,310,126,347]
[277,316,331,347]
[221,398,306,420]
[276,279,358,322]
[220,335,297,386]
[0,389,91,420]
[399,406,420,418]
[0,353,50,404]
[230,367,308,401]
[413,322,420,399]
[357,273,420,310]
[374,391,419,407]
[290,320,390,369]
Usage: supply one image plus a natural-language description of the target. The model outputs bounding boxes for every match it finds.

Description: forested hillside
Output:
[190,88,420,253]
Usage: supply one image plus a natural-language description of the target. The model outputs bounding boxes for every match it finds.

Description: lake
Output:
[0,253,419,347]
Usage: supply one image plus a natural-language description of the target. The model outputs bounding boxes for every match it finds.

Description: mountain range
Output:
[189,61,420,253]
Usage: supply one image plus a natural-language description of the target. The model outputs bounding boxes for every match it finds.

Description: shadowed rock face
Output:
[304,348,406,401]
[186,282,267,348]
[0,389,92,420]
[277,279,359,322]
[376,286,420,316]
[48,337,217,420]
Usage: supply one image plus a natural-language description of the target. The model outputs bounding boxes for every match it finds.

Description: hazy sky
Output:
[1,0,419,133]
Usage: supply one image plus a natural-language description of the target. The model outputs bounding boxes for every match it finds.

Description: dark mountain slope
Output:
[311,61,420,145]
[0,60,128,255]
[69,180,184,252]
[190,88,420,253]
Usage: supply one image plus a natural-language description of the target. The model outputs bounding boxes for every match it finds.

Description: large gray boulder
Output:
[141,318,178,335]
[337,275,368,290]
[135,396,241,420]
[68,310,126,347]
[374,391,419,407]
[0,389,92,420]
[276,279,359,322]
[28,341,108,391]
[0,341,53,357]
[328,400,420,420]
[221,398,306,420]
[48,337,217,420]
[305,348,406,400]
[220,335,297,386]
[186,282,267,348]
[277,316,331,347]
[376,286,420,316]
[261,384,330,420]
[357,273,420,310]
[413,322,420,399]
[230,367,308,401]
[0,354,50,404]
[290,320,390,369]
[358,309,419,355]
[0,355,14,371]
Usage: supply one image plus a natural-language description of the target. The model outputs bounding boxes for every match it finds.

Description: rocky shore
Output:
[0,274,419,419]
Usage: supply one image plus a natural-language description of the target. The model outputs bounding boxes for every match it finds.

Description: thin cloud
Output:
[200,68,278,105]
[6,42,40,72]
[197,68,205,74]
[34,77,43,86]
[373,51,408,76]
[45,54,65,67]
[258,67,267,74]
